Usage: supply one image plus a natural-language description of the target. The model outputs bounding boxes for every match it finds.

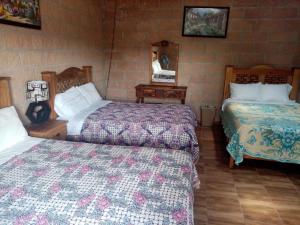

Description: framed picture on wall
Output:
[182,6,230,38]
[0,0,41,30]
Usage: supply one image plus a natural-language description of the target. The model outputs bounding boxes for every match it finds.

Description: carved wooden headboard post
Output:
[41,71,57,120]
[223,65,234,101]
[291,67,300,100]
[82,66,92,82]
[0,77,12,108]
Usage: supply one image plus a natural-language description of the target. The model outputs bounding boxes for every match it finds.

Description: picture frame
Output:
[0,0,41,30]
[182,6,230,38]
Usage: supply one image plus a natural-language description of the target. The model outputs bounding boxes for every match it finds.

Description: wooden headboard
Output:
[0,77,12,108]
[223,65,300,101]
[42,66,92,119]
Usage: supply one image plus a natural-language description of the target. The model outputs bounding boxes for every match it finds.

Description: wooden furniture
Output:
[0,77,12,108]
[42,66,92,120]
[135,84,187,104]
[223,65,300,168]
[150,40,179,86]
[27,120,67,140]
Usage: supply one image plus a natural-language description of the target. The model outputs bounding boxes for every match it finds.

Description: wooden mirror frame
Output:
[149,40,179,86]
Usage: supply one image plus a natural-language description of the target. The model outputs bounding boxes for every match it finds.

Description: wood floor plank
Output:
[194,126,300,225]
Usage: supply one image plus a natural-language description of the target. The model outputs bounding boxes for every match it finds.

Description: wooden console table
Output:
[135,84,187,104]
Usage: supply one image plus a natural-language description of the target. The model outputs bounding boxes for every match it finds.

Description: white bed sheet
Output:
[0,136,43,165]
[222,98,298,111]
[152,78,176,83]
[155,69,176,76]
[58,100,112,136]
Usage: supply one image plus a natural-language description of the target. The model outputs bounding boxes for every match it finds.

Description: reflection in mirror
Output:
[150,40,179,85]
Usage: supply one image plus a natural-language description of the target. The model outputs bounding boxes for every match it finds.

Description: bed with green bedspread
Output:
[221,101,300,165]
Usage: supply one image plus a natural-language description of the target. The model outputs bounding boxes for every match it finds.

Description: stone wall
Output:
[104,0,300,119]
[0,0,106,123]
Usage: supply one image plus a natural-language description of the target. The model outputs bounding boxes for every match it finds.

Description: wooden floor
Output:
[194,126,300,225]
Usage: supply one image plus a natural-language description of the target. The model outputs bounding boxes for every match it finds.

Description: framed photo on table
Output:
[0,0,41,29]
[182,6,230,38]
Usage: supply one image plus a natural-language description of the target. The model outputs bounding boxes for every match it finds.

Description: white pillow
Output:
[0,106,28,151]
[152,61,160,73]
[230,82,261,101]
[54,87,89,120]
[76,83,102,105]
[261,84,292,102]
[154,60,162,71]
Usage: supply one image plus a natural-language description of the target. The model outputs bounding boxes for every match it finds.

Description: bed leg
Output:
[229,157,234,169]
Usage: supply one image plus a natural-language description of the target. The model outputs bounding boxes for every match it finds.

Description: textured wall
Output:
[0,0,106,123]
[104,0,300,119]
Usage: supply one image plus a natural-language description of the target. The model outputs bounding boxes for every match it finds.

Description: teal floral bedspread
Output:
[221,102,300,165]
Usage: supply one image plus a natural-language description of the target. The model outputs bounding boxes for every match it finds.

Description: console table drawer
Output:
[135,84,187,104]
[143,89,156,97]
[155,89,165,97]
[164,90,183,98]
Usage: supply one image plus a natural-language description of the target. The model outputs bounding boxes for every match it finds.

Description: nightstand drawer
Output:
[51,130,67,140]
[27,120,67,140]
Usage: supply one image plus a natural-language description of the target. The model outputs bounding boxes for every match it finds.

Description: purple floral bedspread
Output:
[0,139,198,225]
[68,102,200,162]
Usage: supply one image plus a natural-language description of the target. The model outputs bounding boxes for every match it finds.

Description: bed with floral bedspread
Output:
[68,102,200,162]
[0,139,199,225]
[222,102,300,165]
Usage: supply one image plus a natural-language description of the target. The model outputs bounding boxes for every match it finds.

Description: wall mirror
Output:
[150,40,179,86]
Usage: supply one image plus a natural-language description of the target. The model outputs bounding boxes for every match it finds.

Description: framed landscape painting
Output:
[0,0,41,29]
[182,6,230,38]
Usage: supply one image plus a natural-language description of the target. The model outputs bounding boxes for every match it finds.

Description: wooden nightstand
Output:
[27,120,67,140]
